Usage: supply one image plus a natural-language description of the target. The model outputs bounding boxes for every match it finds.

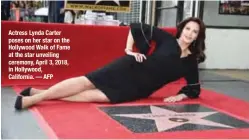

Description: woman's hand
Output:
[126,50,147,63]
[133,52,147,63]
[163,94,188,103]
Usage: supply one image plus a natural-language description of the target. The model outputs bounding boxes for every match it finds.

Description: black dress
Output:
[85,23,201,103]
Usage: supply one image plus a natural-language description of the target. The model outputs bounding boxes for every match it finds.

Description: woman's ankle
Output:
[30,88,45,96]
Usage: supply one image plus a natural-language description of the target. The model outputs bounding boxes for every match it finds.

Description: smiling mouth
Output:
[185,36,192,40]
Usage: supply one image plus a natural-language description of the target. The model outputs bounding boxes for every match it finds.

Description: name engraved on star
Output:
[7,29,71,80]
[170,113,196,117]
[143,114,167,118]
[143,113,195,118]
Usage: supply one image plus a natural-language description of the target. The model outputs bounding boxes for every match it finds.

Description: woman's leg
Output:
[60,89,110,102]
[25,88,110,102]
[29,88,44,96]
[16,76,95,109]
[21,89,109,109]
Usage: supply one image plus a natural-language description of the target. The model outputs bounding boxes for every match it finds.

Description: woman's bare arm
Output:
[124,31,135,55]
[125,30,146,62]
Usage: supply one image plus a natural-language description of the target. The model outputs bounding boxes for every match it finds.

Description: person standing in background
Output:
[48,0,65,23]
[57,0,66,23]
[2,1,11,20]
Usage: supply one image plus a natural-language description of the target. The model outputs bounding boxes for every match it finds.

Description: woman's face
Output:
[180,21,200,44]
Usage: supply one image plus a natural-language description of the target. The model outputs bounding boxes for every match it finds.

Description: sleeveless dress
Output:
[85,23,200,103]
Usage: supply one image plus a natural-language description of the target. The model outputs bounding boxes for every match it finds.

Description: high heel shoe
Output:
[14,96,23,110]
[20,87,31,96]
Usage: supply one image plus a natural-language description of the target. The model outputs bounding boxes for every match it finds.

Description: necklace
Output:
[141,23,153,47]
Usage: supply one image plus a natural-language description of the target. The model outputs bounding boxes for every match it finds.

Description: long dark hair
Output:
[176,17,206,63]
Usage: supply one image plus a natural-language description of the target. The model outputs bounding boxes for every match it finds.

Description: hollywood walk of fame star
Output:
[95,0,120,6]
[112,105,234,132]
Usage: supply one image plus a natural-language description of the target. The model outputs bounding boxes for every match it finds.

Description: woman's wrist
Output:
[125,49,134,55]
